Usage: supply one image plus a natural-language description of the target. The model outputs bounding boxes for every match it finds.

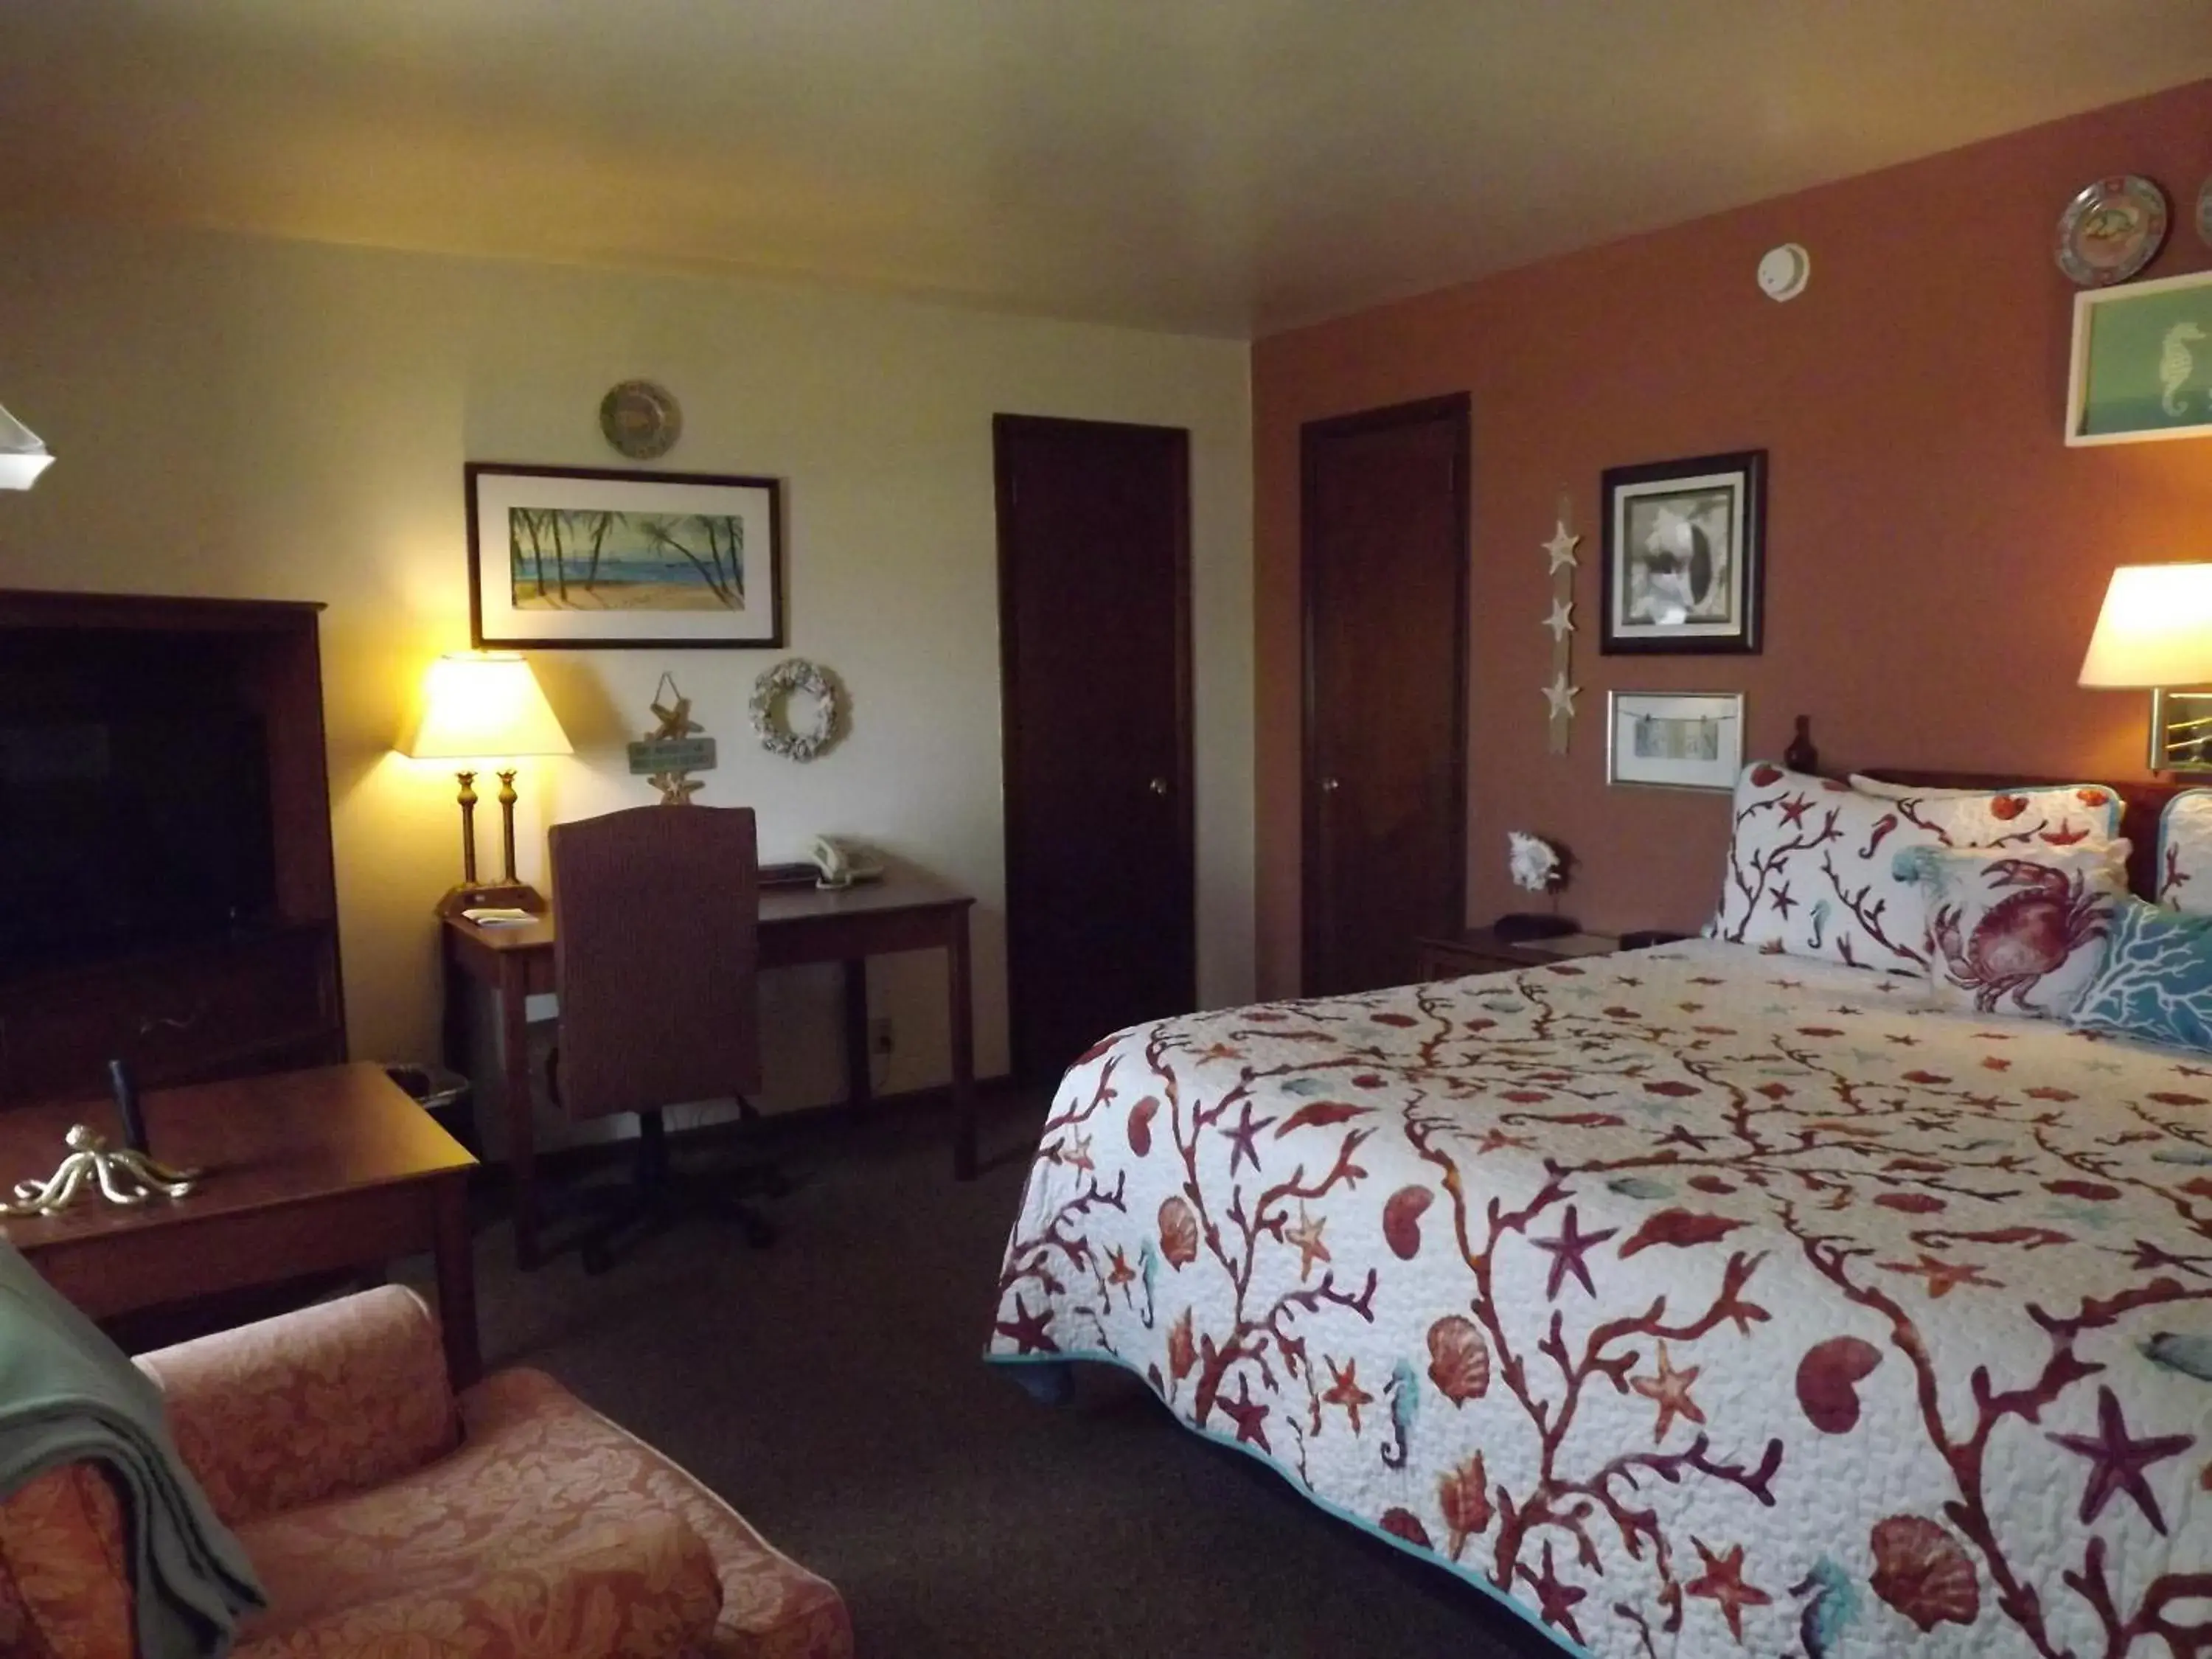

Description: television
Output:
[0,709,277,974]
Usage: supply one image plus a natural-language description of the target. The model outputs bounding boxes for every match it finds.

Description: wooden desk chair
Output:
[546,804,783,1273]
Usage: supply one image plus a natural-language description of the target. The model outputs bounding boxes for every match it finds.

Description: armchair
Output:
[0,1287,852,1659]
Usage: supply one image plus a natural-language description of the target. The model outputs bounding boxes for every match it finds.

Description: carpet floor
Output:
[459,1095,1558,1659]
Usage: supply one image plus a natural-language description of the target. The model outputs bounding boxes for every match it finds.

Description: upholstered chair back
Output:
[548,804,762,1122]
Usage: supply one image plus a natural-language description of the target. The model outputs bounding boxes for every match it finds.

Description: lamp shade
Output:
[2079,564,2212,688]
[401,651,573,760]
[0,402,52,491]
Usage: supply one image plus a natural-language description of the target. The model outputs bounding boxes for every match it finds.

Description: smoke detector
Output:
[1757,243,1810,302]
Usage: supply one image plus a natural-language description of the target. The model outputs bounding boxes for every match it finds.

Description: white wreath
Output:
[751,658,843,762]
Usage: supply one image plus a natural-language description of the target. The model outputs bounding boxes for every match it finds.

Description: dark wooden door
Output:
[996,414,1194,1082]
[1302,394,1470,996]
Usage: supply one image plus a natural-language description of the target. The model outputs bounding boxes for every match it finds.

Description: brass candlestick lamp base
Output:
[1,1124,203,1218]
[433,765,546,918]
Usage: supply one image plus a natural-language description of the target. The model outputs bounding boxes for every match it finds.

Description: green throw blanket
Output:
[0,1239,265,1658]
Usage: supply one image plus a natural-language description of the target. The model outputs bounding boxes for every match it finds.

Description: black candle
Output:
[108,1058,148,1153]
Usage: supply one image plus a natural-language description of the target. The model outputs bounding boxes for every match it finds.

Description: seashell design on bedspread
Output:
[986,940,2212,1657]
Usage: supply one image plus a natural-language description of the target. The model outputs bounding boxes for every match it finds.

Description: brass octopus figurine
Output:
[0,1124,202,1218]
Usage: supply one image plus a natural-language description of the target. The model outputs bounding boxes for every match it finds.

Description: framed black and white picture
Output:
[1606,690,1745,791]
[1599,450,1765,655]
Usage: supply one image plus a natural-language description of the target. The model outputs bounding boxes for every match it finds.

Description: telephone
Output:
[810,835,883,890]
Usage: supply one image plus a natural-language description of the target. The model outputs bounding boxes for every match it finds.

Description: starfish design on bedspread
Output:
[1878,1252,2003,1298]
[1221,1099,1273,1175]
[1218,1374,1271,1452]
[1531,1204,1615,1299]
[1284,1206,1330,1280]
[1522,1543,1587,1643]
[1630,1341,1705,1442]
[1321,1357,1372,1433]
[1685,1539,1771,1642]
[995,1293,1057,1354]
[2046,1385,2194,1534]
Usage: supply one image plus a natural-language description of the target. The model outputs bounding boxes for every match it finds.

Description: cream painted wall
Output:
[0,222,1254,1134]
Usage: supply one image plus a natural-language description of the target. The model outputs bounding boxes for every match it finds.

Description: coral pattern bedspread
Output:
[986,942,2212,1658]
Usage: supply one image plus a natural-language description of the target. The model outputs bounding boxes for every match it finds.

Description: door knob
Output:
[1321,777,1341,793]
[1149,776,1169,796]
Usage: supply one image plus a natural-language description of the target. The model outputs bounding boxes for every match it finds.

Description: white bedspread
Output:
[987,941,2212,1656]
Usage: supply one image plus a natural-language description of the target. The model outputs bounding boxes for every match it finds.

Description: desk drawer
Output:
[0,929,341,1105]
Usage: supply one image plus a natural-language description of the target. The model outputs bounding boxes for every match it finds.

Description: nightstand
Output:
[1416,926,1622,981]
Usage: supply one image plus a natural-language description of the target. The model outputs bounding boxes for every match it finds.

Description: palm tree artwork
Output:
[508,508,745,611]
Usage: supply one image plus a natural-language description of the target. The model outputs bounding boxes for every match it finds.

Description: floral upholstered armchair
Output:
[0,1287,852,1659]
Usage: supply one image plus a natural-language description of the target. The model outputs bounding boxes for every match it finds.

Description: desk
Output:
[442,871,976,1268]
[0,1062,481,1388]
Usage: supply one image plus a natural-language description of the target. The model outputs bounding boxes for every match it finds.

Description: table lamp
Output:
[402,650,573,915]
[0,401,54,490]
[2078,563,2212,772]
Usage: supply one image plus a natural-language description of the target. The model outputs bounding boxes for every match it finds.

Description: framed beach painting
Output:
[1599,450,1764,655]
[466,463,786,649]
[2065,267,2212,445]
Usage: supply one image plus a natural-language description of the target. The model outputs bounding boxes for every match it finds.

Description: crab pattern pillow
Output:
[1910,841,2129,1018]
[2157,787,2212,914]
[1711,765,2124,976]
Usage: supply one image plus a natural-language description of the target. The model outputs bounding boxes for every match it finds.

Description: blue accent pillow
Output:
[2069,896,2212,1052]
[2157,787,2212,910]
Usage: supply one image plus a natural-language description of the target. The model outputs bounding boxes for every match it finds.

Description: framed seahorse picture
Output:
[2065,266,2212,445]
[466,462,787,649]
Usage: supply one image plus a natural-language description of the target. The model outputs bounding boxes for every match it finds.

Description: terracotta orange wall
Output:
[1252,78,2212,997]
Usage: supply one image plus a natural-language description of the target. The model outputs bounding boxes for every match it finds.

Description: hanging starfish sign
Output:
[627,671,718,804]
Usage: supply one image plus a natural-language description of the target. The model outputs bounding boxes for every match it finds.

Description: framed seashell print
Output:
[1599,450,1765,654]
[2065,266,2212,446]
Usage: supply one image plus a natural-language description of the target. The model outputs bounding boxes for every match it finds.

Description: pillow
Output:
[1711,765,2123,975]
[1848,774,1986,799]
[1910,842,2128,1018]
[2157,787,2212,913]
[1711,764,1950,973]
[1846,776,2123,847]
[2070,897,2212,1052]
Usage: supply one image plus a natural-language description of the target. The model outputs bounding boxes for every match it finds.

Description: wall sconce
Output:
[400,651,574,915]
[2079,563,2212,771]
[0,403,53,490]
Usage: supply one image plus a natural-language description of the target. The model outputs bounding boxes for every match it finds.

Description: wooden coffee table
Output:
[0,1062,481,1386]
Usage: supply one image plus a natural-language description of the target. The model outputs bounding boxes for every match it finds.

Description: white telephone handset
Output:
[809,835,883,890]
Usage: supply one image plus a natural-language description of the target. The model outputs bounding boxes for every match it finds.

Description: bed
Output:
[985,771,2212,1657]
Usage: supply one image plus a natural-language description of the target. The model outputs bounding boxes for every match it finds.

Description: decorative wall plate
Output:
[2055,175,2168,287]
[598,380,683,459]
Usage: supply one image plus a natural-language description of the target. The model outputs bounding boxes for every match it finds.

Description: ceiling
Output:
[3,2,2208,338]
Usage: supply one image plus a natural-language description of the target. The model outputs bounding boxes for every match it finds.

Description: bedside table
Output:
[1417,926,1621,981]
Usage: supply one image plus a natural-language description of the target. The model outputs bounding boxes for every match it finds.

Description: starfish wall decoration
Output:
[1542,501,1579,757]
[630,671,718,804]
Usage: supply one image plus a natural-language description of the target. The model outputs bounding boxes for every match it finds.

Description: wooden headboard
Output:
[1860,768,2183,902]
